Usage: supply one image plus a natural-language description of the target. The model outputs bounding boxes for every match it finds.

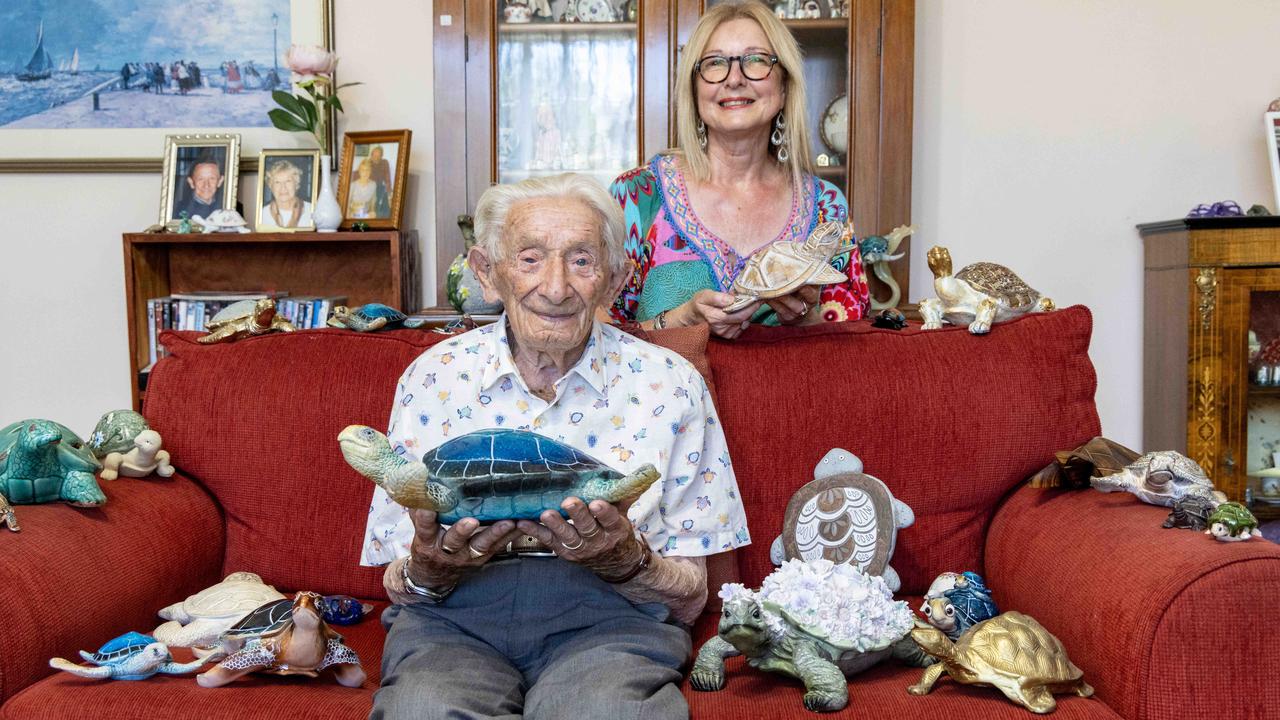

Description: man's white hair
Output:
[473,172,630,282]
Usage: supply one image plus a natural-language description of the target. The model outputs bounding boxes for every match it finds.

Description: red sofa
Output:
[2,306,1277,719]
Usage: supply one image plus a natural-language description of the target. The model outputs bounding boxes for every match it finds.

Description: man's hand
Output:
[516,497,648,580]
[406,510,524,591]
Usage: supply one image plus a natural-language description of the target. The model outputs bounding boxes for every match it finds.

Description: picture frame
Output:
[336,129,412,230]
[0,0,334,174]
[255,149,322,232]
[159,134,241,224]
[1267,112,1280,214]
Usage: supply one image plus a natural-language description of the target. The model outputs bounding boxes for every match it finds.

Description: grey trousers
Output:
[372,556,692,720]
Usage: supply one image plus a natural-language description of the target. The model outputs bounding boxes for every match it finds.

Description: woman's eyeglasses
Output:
[694,53,779,83]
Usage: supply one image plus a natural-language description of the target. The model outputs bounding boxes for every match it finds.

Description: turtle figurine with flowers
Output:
[690,559,920,713]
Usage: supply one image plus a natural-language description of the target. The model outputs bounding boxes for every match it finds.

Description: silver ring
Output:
[578,524,601,538]
[799,302,810,315]
[467,543,485,559]
[561,537,584,551]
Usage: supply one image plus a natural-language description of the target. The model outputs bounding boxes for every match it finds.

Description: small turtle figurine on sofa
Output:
[1205,502,1259,542]
[918,246,1055,334]
[49,632,208,681]
[197,298,297,344]
[327,303,408,332]
[338,426,660,522]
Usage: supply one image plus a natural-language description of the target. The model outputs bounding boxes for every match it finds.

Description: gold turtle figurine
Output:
[197,298,297,344]
[919,246,1055,334]
[908,611,1093,714]
[725,220,852,312]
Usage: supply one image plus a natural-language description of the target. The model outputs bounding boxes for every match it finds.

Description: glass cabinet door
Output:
[496,0,640,187]
[1245,289,1280,522]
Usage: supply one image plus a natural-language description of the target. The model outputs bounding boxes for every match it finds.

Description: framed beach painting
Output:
[159,134,240,224]
[335,129,412,230]
[0,0,333,172]
[254,148,320,231]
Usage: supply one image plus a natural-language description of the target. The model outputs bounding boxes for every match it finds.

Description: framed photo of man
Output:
[159,134,240,224]
[255,149,321,232]
[336,129,412,229]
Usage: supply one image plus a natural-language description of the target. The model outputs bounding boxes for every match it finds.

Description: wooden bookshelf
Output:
[122,230,419,410]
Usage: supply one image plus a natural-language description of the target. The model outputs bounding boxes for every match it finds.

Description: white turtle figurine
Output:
[192,209,250,233]
[100,429,175,481]
[153,572,286,651]
[918,246,1055,334]
[769,448,914,593]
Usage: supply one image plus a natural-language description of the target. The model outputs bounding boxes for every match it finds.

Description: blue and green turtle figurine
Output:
[327,303,408,332]
[49,632,208,681]
[0,419,106,531]
[920,571,999,641]
[338,426,660,523]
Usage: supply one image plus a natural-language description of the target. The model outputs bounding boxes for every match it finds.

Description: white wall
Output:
[4,0,1280,445]
[912,0,1280,448]
[0,0,434,434]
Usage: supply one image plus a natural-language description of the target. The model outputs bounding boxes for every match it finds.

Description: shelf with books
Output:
[123,230,419,410]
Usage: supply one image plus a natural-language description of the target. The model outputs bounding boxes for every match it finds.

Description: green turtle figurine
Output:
[197,298,297,344]
[326,303,408,332]
[87,409,151,459]
[1204,502,1259,542]
[0,419,105,531]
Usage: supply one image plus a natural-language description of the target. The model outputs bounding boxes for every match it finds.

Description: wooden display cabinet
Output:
[122,230,418,410]
[431,0,914,307]
[1139,217,1280,518]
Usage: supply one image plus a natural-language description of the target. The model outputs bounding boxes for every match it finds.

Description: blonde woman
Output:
[259,159,313,228]
[346,158,390,219]
[607,0,869,338]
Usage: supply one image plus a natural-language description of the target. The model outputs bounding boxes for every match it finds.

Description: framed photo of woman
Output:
[159,134,240,225]
[336,129,411,229]
[255,149,321,231]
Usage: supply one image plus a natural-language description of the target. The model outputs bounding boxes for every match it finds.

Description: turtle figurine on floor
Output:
[918,246,1055,334]
[327,303,408,332]
[909,612,1093,714]
[0,419,105,531]
[197,591,366,688]
[87,409,151,459]
[690,560,918,713]
[337,426,660,523]
[197,298,297,344]
[153,571,286,651]
[49,632,209,681]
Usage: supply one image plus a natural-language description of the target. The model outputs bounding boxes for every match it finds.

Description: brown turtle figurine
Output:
[196,591,365,688]
[197,298,297,344]
[908,611,1093,714]
[725,220,852,312]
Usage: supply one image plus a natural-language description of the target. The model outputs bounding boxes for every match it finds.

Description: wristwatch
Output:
[401,558,457,604]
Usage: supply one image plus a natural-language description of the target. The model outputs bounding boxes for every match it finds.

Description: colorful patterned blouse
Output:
[608,154,871,325]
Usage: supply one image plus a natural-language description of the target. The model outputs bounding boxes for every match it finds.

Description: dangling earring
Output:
[771,112,789,162]
[697,119,707,150]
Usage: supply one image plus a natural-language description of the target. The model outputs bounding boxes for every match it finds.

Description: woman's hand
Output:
[673,290,759,339]
[765,284,821,325]
[405,510,524,591]
[517,498,649,581]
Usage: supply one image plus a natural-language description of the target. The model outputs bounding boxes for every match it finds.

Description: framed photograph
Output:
[255,149,321,231]
[0,0,333,173]
[1267,113,1280,214]
[336,129,412,230]
[159,134,240,223]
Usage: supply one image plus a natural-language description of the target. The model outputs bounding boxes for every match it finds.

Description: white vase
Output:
[313,154,342,232]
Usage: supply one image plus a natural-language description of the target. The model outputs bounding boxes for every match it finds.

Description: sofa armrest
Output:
[986,485,1280,720]
[0,471,223,703]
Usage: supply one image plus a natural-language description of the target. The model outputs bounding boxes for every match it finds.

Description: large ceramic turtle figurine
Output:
[919,246,1055,334]
[197,298,297,344]
[49,632,208,681]
[1091,451,1226,508]
[769,448,914,593]
[153,572,286,650]
[909,612,1093,714]
[0,419,105,530]
[327,303,408,332]
[726,220,852,312]
[338,426,660,523]
[87,409,150,459]
[691,560,918,713]
[197,591,366,688]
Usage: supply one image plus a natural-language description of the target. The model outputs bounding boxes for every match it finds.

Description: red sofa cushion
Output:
[707,306,1100,593]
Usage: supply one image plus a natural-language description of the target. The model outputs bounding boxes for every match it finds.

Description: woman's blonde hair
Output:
[673,0,816,183]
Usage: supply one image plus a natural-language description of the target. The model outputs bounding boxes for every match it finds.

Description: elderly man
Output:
[364,172,750,719]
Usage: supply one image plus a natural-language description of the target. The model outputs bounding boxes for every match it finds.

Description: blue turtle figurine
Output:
[326,303,408,332]
[49,632,208,681]
[318,595,373,626]
[920,571,999,640]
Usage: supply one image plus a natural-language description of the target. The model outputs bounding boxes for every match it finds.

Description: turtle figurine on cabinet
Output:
[49,632,208,681]
[197,298,297,344]
[909,612,1094,714]
[918,246,1055,334]
[338,426,660,522]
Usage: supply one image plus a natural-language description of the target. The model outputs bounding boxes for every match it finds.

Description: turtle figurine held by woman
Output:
[337,425,660,523]
[197,591,366,688]
[327,303,409,332]
[49,632,208,681]
[725,219,852,313]
[197,298,297,344]
[909,611,1093,714]
[918,246,1055,334]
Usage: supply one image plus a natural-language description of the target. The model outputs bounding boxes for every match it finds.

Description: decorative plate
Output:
[574,0,616,22]
[820,94,848,156]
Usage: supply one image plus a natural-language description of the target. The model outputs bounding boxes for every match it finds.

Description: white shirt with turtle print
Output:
[359,315,752,566]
